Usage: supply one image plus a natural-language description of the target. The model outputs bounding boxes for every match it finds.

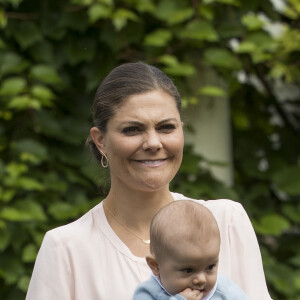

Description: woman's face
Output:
[91,89,184,192]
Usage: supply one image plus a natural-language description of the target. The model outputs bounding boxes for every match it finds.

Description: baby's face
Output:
[157,238,219,297]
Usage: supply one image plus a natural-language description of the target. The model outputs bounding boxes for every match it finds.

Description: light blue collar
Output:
[151,273,218,300]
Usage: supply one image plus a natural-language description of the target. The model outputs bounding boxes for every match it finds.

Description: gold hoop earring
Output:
[100,150,108,168]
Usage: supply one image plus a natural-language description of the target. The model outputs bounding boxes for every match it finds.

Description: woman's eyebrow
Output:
[120,121,143,126]
[120,118,178,126]
[157,118,179,125]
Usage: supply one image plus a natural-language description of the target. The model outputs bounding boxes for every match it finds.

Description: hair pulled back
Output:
[87,61,182,164]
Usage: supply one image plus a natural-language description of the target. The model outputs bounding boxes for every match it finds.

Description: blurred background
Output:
[0,0,300,299]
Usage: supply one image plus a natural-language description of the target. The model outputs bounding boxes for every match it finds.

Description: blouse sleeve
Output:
[173,195,272,299]
[216,200,272,300]
[26,231,74,300]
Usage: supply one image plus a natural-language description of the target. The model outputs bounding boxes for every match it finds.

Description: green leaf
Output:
[164,63,195,77]
[232,111,250,130]
[31,85,55,106]
[14,139,48,163]
[0,200,46,222]
[112,8,139,31]
[158,54,178,66]
[144,29,172,47]
[167,8,194,25]
[0,9,7,28]
[0,52,28,76]
[236,41,257,53]
[241,13,265,30]
[2,0,24,7]
[155,0,193,24]
[253,214,290,236]
[17,275,30,292]
[12,21,43,49]
[155,0,180,21]
[42,172,68,192]
[22,244,37,262]
[30,65,62,85]
[14,177,45,191]
[204,48,242,69]
[282,204,300,223]
[243,32,276,51]
[198,85,227,97]
[203,0,240,5]
[0,189,16,202]
[8,95,41,110]
[6,162,28,178]
[0,227,10,251]
[180,20,219,41]
[273,166,300,195]
[0,77,26,96]
[159,55,195,76]
[48,202,80,220]
[88,3,112,23]
[135,0,155,13]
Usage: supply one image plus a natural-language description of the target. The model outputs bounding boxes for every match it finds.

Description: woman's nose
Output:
[192,272,207,285]
[142,130,162,151]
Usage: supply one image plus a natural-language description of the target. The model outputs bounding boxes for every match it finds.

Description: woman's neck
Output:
[102,184,175,257]
[104,185,174,229]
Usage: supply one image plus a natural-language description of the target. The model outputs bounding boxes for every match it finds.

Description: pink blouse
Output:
[26,193,272,300]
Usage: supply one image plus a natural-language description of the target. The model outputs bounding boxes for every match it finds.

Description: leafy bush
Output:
[0,0,299,299]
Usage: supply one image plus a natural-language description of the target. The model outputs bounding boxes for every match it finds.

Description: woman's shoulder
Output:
[172,192,244,210]
[171,192,247,223]
[43,202,102,248]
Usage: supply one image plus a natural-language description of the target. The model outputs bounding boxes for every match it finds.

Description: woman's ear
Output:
[146,255,160,276]
[90,127,106,153]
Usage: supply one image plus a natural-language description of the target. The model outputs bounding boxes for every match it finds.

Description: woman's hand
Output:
[179,288,204,300]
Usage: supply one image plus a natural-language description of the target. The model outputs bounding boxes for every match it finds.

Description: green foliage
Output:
[0,0,299,299]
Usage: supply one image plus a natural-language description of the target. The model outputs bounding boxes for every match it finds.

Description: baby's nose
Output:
[192,272,207,285]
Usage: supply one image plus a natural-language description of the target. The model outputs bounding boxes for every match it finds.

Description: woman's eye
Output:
[122,126,141,135]
[181,268,193,274]
[159,124,176,131]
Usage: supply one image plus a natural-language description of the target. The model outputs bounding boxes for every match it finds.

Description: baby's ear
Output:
[146,255,160,276]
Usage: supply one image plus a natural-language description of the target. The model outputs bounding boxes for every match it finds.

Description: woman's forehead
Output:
[111,90,180,121]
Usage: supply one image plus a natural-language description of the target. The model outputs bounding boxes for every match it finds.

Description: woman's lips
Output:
[135,158,167,166]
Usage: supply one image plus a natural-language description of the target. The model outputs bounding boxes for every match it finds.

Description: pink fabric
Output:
[26,193,272,300]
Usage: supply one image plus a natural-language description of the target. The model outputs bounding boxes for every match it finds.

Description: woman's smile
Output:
[134,158,168,166]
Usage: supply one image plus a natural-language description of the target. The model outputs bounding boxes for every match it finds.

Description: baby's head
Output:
[146,200,220,297]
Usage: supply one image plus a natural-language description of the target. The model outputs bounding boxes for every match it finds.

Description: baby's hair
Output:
[150,200,220,262]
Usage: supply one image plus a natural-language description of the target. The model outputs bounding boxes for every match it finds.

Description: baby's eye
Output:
[181,268,193,274]
[207,264,216,271]
[122,126,141,135]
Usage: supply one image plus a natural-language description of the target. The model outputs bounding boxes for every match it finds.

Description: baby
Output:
[133,200,251,300]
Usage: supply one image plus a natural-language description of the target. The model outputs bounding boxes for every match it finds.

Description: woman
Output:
[26,62,271,300]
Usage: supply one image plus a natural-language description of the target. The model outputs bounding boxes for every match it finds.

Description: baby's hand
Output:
[179,288,204,300]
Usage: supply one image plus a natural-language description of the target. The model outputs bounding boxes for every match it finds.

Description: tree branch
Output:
[254,63,299,135]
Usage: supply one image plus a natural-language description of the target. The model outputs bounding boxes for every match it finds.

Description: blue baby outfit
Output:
[133,273,251,300]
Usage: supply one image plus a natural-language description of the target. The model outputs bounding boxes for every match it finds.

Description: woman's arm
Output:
[201,199,272,300]
[216,200,272,300]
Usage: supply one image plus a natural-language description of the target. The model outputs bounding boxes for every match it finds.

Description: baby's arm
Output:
[179,288,203,300]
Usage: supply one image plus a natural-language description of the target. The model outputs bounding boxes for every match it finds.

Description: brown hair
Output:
[86,61,181,164]
[150,200,220,262]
